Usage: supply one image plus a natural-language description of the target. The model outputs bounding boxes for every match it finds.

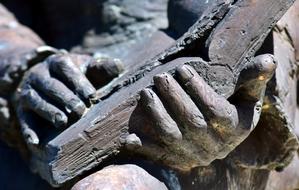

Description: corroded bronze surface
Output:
[0,0,299,189]
[25,0,298,187]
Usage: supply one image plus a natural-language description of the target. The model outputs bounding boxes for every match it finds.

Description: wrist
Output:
[0,46,57,97]
[0,46,57,150]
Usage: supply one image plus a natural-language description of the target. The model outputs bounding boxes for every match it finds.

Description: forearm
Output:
[0,4,44,97]
[0,4,46,147]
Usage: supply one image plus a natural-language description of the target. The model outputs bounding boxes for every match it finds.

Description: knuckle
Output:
[213,104,238,128]
[46,78,56,88]
[27,63,48,77]
[48,53,69,67]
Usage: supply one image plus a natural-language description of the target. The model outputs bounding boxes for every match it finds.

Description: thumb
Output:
[234,54,276,102]
[85,57,124,89]
[67,54,124,89]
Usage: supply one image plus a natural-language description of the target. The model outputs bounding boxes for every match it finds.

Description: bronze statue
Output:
[0,0,299,189]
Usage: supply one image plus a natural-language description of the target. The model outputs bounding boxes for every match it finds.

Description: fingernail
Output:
[254,54,277,79]
[72,100,86,117]
[81,85,97,103]
[29,137,39,145]
[88,92,99,104]
[85,85,96,96]
[176,65,194,83]
[141,88,154,98]
[27,136,39,145]
[24,129,39,145]
[55,113,68,128]
[153,73,170,84]
[140,89,155,106]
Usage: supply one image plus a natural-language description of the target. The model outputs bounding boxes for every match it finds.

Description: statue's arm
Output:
[0,4,45,147]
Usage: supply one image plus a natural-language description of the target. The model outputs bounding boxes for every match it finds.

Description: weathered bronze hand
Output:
[128,54,276,171]
[15,52,123,145]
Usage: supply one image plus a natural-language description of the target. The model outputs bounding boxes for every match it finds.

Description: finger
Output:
[85,57,124,88]
[154,72,233,160]
[229,55,276,134]
[26,46,58,67]
[67,54,124,86]
[139,88,182,144]
[176,65,238,131]
[30,69,86,118]
[21,88,68,128]
[17,107,39,145]
[153,73,207,133]
[176,65,244,158]
[138,88,218,166]
[235,54,277,101]
[132,89,205,166]
[153,73,225,155]
[48,54,97,103]
[66,54,92,73]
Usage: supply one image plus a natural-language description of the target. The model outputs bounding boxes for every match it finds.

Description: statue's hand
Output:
[128,54,276,171]
[15,52,123,145]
